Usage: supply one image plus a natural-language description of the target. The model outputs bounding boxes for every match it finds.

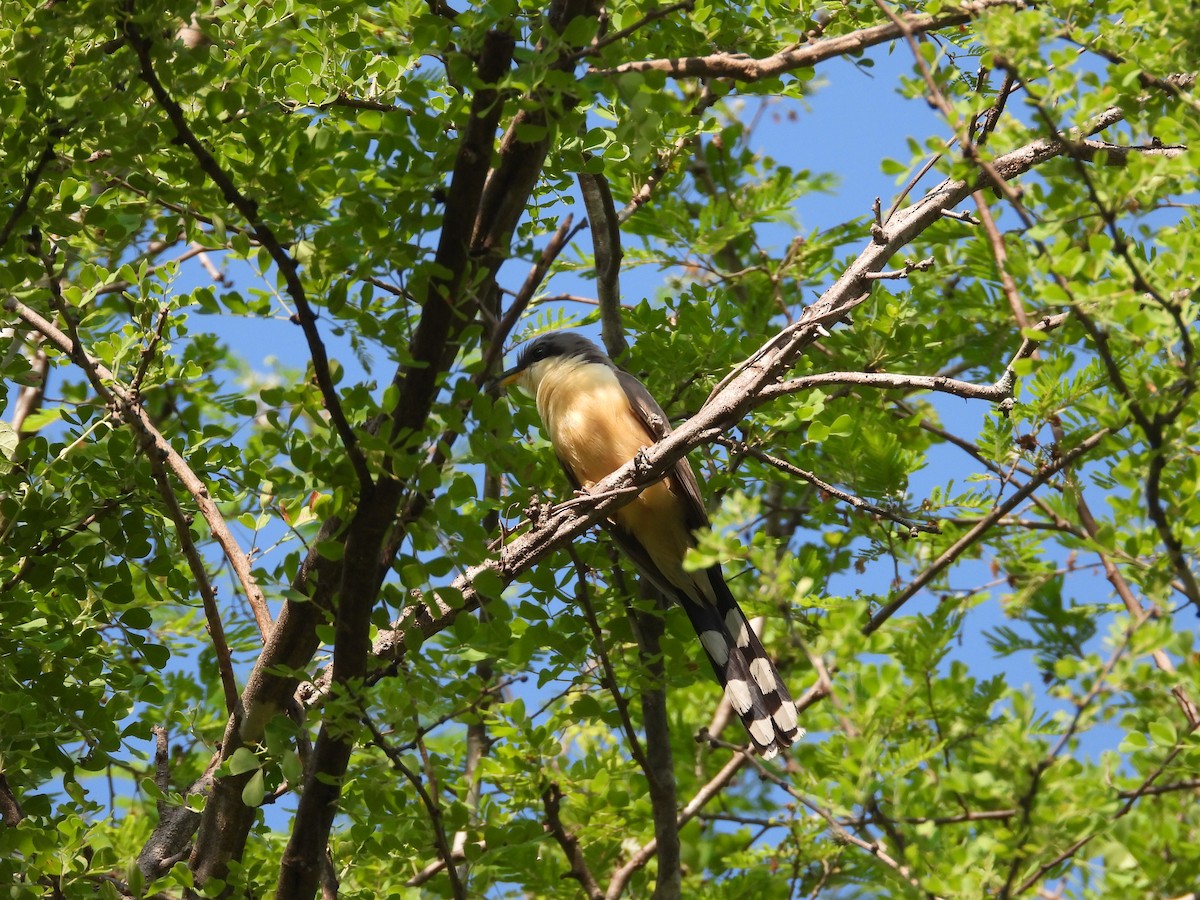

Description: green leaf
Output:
[227,748,261,776]
[241,769,266,807]
[1148,718,1177,748]
[0,421,16,474]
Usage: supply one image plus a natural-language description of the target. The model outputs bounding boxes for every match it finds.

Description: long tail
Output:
[675,567,802,759]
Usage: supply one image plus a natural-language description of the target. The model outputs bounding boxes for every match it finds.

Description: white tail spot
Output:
[773,702,800,735]
[725,609,750,647]
[700,630,729,666]
[749,657,776,692]
[749,716,775,747]
[725,678,753,714]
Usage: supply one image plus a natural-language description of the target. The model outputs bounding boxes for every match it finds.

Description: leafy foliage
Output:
[1,0,1198,898]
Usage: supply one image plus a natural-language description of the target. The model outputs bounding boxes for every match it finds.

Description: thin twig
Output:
[542,783,605,899]
[569,1,694,62]
[864,425,1116,635]
[364,716,467,900]
[605,752,748,900]
[148,453,239,713]
[714,435,939,535]
[0,139,58,248]
[568,549,651,772]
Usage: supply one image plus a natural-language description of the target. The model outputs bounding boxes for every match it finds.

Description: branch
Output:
[0,139,57,249]
[542,784,605,900]
[365,716,467,900]
[567,1,694,63]
[626,595,681,900]
[1070,138,1187,164]
[148,453,239,714]
[1013,720,1199,894]
[604,752,748,900]
[618,83,718,223]
[481,213,587,376]
[367,103,1139,680]
[276,480,403,898]
[1051,421,1200,728]
[0,773,23,828]
[3,295,273,639]
[570,550,650,772]
[577,172,627,359]
[591,0,1029,82]
[973,191,1028,329]
[863,425,1117,635]
[744,757,943,897]
[10,346,49,440]
[386,26,515,447]
[763,311,1068,405]
[714,435,940,535]
[277,24,520,900]
[998,611,1148,899]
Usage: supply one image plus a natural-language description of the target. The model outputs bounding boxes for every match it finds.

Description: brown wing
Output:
[614,369,710,533]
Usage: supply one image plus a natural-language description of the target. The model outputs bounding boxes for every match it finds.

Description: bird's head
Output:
[492,331,612,395]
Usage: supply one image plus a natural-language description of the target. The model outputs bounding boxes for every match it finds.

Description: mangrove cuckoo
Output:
[497,332,801,759]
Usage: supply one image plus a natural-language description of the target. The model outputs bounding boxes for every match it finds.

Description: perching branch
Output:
[368,101,1143,679]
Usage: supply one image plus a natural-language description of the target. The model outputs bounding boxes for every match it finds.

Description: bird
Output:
[495,331,801,759]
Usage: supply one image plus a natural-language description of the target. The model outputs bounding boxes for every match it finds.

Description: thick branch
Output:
[275,482,402,899]
[0,773,23,828]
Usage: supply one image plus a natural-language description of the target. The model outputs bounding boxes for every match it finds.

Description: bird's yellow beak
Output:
[485,365,526,396]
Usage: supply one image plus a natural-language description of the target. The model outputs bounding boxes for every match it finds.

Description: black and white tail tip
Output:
[698,609,803,760]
